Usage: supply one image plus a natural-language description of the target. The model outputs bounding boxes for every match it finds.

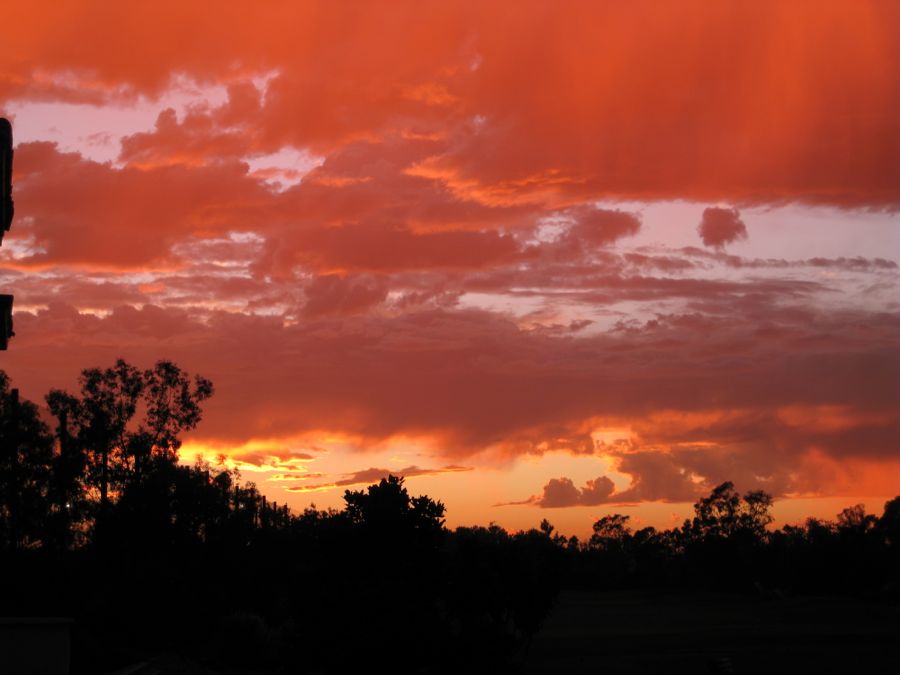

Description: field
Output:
[524,589,900,673]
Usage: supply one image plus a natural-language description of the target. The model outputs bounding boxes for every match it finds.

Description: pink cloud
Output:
[698,207,748,249]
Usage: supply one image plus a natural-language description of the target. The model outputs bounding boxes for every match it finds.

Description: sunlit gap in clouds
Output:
[146,405,900,539]
[178,429,644,536]
[0,227,47,260]
[605,199,900,261]
[245,146,323,191]
[495,200,898,324]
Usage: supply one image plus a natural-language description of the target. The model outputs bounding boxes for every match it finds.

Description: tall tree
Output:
[77,359,143,514]
[45,359,214,547]
[0,372,54,550]
[45,389,88,549]
[687,481,773,541]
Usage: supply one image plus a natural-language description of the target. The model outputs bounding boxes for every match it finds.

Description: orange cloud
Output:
[0,2,896,206]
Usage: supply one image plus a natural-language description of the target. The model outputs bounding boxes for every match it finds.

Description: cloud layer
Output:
[0,2,898,512]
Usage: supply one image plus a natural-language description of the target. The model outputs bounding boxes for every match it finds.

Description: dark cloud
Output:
[579,476,617,505]
[229,450,317,470]
[698,207,748,249]
[510,453,699,508]
[533,477,582,508]
[566,207,641,246]
[679,247,898,271]
[302,274,388,318]
[286,464,472,492]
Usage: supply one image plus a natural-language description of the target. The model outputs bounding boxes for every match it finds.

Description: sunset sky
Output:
[1,1,898,537]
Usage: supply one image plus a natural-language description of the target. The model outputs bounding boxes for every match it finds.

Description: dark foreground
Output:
[525,589,900,674]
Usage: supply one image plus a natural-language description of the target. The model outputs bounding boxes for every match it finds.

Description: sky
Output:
[0,1,898,537]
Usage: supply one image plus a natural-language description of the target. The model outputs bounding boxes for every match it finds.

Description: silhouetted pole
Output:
[0,118,12,240]
[0,118,14,349]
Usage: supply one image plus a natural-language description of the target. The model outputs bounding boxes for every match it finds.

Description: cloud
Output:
[678,246,897,272]
[697,207,748,249]
[565,207,641,247]
[510,448,779,509]
[509,453,699,508]
[3,298,896,503]
[119,107,254,169]
[265,221,521,275]
[302,274,388,318]
[580,476,617,505]
[3,3,899,206]
[530,477,581,508]
[286,464,472,493]
[229,450,316,471]
[11,142,272,269]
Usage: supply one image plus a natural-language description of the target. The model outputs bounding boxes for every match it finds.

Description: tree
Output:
[837,504,877,534]
[589,513,632,550]
[44,358,214,546]
[0,372,54,550]
[343,474,445,549]
[688,481,773,541]
[740,489,775,538]
[57,359,143,515]
[141,360,214,459]
[879,497,900,546]
[329,476,448,667]
[45,389,89,548]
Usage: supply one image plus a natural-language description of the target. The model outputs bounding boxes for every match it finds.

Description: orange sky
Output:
[0,1,898,537]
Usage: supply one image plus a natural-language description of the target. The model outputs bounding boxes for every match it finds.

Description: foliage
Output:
[686,481,774,541]
[0,372,54,550]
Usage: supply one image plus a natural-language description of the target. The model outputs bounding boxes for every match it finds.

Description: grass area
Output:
[524,589,900,673]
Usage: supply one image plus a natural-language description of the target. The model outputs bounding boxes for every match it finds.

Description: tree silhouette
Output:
[879,496,900,546]
[589,513,632,550]
[45,389,89,549]
[0,374,54,550]
[343,474,446,550]
[48,360,143,524]
[141,360,214,460]
[837,503,878,534]
[44,359,214,547]
[687,481,773,541]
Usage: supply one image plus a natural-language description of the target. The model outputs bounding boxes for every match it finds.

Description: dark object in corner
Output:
[1,117,12,241]
[0,294,12,350]
[1,117,14,350]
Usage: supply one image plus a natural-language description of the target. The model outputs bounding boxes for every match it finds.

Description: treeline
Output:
[1,360,898,674]
[0,361,561,674]
[549,482,900,600]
